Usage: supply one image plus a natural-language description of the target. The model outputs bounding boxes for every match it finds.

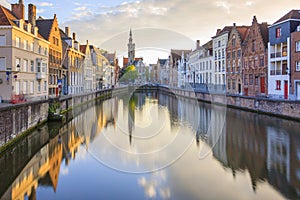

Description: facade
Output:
[90,46,105,90]
[226,24,249,95]
[0,2,49,102]
[187,40,214,91]
[103,52,119,86]
[133,58,146,84]
[268,10,300,99]
[157,59,169,84]
[60,27,84,95]
[170,49,191,87]
[80,41,94,92]
[36,15,64,97]
[243,16,269,97]
[291,24,300,100]
[212,26,233,92]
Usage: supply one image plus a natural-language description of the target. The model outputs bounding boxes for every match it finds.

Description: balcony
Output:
[270,51,287,59]
[36,72,46,79]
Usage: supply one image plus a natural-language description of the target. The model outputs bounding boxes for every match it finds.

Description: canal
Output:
[0,90,300,200]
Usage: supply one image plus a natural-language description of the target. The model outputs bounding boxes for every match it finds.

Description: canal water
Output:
[0,91,300,200]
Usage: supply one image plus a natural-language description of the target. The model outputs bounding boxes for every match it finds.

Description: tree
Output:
[119,65,138,83]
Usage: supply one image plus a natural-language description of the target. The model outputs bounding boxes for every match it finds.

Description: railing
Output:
[270,51,287,58]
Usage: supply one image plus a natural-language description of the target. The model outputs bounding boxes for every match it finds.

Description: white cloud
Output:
[74,6,87,11]
[37,9,45,14]
[38,2,53,7]
[63,0,300,60]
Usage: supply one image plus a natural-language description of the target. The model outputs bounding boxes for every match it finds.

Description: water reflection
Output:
[0,91,300,199]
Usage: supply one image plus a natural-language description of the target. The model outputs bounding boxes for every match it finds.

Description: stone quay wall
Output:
[0,100,48,147]
[156,86,300,121]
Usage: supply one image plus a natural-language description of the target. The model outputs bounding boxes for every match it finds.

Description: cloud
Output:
[63,0,300,60]
[74,6,87,11]
[38,2,53,7]
[37,9,45,14]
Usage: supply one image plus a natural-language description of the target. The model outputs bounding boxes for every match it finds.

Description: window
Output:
[222,49,225,58]
[37,81,41,92]
[23,59,28,72]
[296,61,300,71]
[16,58,21,71]
[227,52,231,60]
[237,49,241,58]
[244,76,248,85]
[30,42,34,51]
[255,76,259,85]
[23,81,27,94]
[30,60,34,72]
[276,27,281,38]
[232,36,236,47]
[30,81,34,94]
[38,45,41,54]
[252,40,256,52]
[232,51,236,60]
[218,40,221,47]
[249,74,253,85]
[37,61,41,72]
[24,40,28,50]
[0,57,5,71]
[260,57,264,67]
[44,81,47,91]
[16,37,20,48]
[0,35,6,46]
[296,41,300,52]
[232,79,236,90]
[276,80,281,90]
[228,79,231,89]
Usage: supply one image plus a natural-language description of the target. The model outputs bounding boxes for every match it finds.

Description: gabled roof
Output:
[36,17,54,40]
[0,5,18,26]
[170,49,191,61]
[213,26,234,38]
[259,23,269,47]
[274,10,300,25]
[158,59,168,66]
[202,40,212,50]
[236,26,250,42]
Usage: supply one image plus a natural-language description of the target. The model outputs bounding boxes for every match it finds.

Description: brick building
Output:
[226,23,249,95]
[291,24,300,100]
[243,16,269,97]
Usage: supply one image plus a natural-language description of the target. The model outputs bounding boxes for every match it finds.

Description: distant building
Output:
[0,1,49,102]
[212,26,233,92]
[103,52,119,86]
[226,23,249,95]
[156,58,169,84]
[243,16,269,97]
[60,27,84,95]
[268,10,300,99]
[80,41,94,92]
[187,40,214,90]
[170,49,191,87]
[36,14,64,97]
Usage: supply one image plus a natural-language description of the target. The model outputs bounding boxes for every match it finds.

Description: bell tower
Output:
[128,28,135,65]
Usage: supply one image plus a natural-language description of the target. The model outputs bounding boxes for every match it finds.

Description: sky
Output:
[1,0,300,64]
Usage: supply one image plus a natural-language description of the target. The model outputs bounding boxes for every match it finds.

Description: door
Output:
[244,88,248,96]
[284,81,288,99]
[260,77,265,94]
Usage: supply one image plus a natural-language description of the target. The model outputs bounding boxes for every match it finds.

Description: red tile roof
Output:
[0,5,17,26]
[80,45,87,54]
[236,26,250,42]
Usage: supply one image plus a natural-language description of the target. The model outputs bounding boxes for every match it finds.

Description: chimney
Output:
[196,40,200,49]
[216,29,221,34]
[65,27,70,37]
[11,0,25,20]
[233,23,236,27]
[253,15,257,23]
[72,32,76,40]
[28,4,36,27]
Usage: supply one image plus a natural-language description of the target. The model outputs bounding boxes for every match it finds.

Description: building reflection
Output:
[0,97,118,200]
[1,92,300,199]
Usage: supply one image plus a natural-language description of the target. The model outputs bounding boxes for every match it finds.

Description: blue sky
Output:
[1,0,300,64]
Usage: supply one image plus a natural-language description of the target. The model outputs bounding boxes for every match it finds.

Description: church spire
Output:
[128,28,135,65]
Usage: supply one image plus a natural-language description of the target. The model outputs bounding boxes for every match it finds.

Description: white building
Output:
[187,40,214,91]
[80,41,94,92]
[212,27,233,92]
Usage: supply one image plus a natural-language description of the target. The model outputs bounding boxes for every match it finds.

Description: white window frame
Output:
[30,60,34,72]
[24,40,28,50]
[37,81,41,92]
[44,81,47,91]
[24,59,28,72]
[16,58,21,71]
[16,37,20,48]
[296,61,300,71]
[30,81,34,94]
[296,41,300,52]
